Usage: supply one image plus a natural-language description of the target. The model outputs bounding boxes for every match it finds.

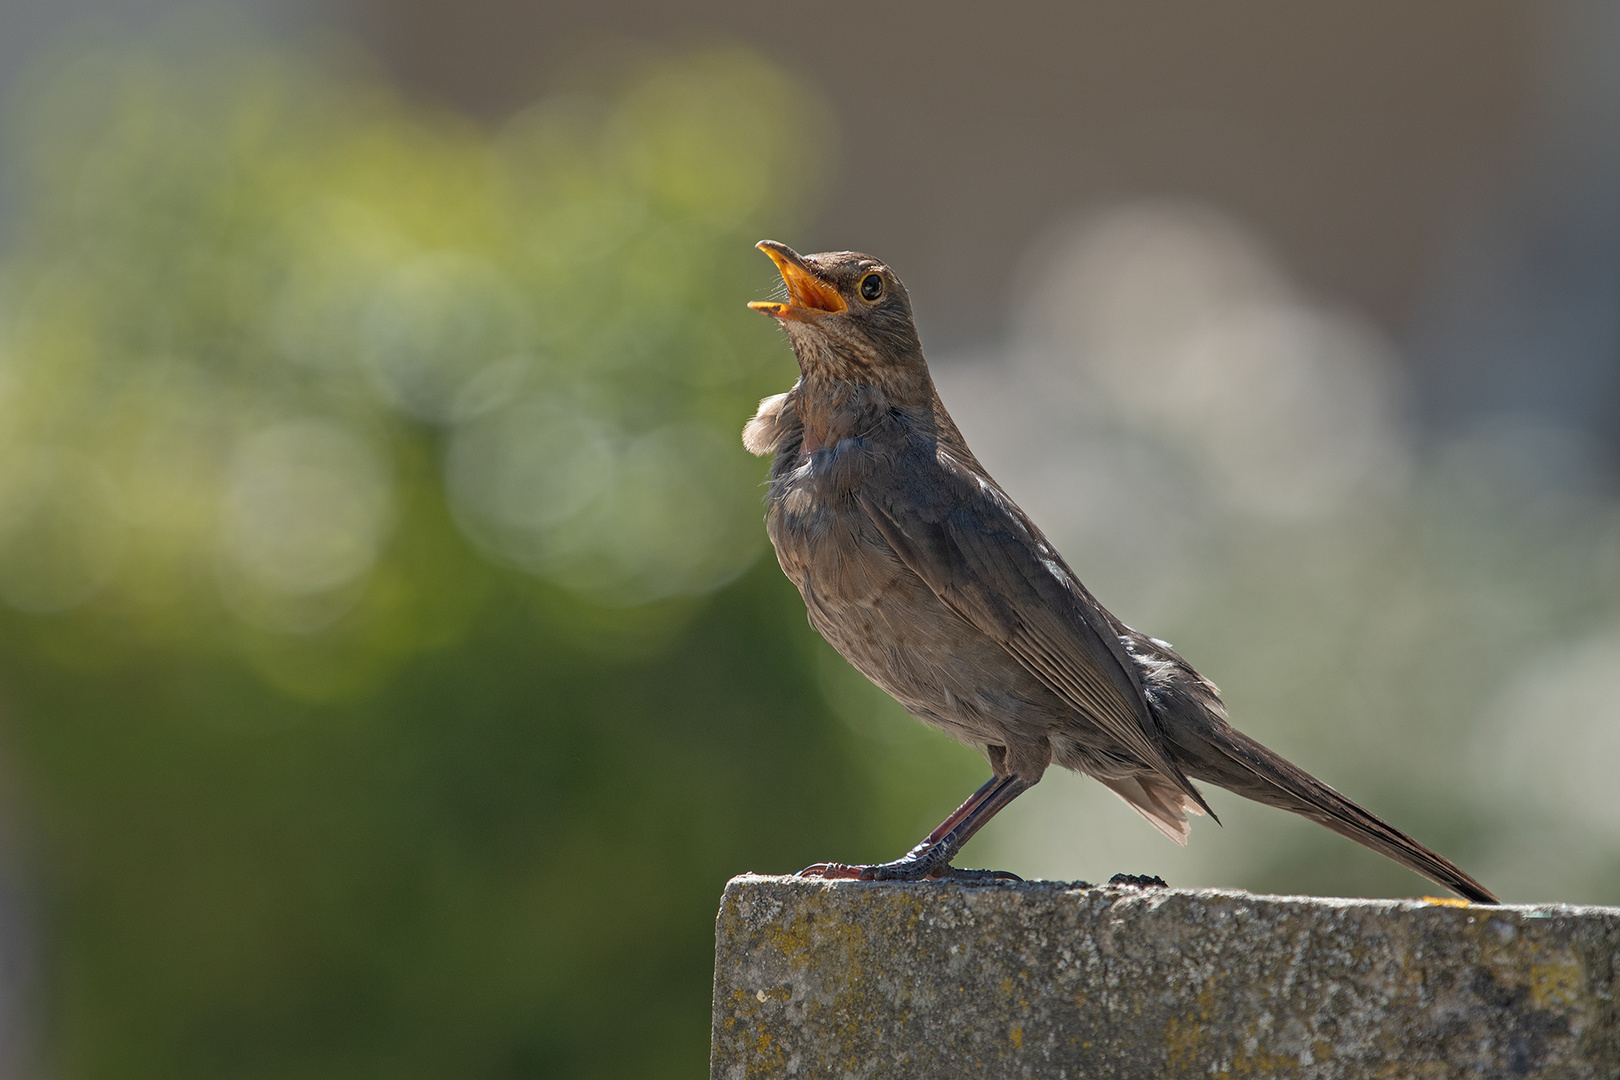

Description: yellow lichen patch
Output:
[1162,982,1219,1072]
[1009,1026,1024,1050]
[1527,961,1583,1009]
[759,890,916,973]
[1166,1017,1304,1076]
[1373,1063,1456,1078]
[747,1029,786,1079]
[1421,896,1471,908]
[1160,979,1312,1076]
[1162,1015,1204,1073]
[1229,1050,1305,1076]
[746,889,933,1073]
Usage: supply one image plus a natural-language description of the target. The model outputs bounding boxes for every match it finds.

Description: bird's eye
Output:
[859,273,883,301]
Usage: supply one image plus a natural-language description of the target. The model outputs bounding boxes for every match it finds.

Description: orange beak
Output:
[748,240,847,321]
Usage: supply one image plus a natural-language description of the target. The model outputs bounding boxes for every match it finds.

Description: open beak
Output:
[748,241,847,321]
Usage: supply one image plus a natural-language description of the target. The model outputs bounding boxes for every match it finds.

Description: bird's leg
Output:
[799,774,1034,882]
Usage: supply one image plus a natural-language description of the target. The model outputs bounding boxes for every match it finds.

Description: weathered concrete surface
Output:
[711,875,1620,1079]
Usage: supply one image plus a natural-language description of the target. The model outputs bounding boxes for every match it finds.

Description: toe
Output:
[797,862,864,880]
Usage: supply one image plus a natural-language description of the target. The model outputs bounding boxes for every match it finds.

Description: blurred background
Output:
[0,0,1617,1075]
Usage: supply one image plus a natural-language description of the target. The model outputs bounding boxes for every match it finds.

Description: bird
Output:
[743,239,1497,904]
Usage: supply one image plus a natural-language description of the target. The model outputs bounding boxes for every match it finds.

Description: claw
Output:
[797,862,865,879]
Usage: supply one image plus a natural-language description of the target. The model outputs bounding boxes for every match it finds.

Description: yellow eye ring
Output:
[859,273,883,301]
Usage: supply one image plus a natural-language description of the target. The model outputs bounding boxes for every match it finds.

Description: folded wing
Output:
[858,442,1211,816]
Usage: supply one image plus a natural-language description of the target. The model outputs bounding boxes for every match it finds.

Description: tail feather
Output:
[1098,774,1204,846]
[1176,723,1498,904]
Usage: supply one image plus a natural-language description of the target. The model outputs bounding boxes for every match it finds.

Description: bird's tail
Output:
[1175,721,1497,904]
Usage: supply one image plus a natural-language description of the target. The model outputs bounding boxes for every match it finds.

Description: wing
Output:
[859,441,1210,813]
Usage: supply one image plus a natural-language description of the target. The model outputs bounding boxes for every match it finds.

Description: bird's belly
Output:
[768,490,1062,748]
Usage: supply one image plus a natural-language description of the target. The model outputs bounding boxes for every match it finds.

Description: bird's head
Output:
[749,241,926,390]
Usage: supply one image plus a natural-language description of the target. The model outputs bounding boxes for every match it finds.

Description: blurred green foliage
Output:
[0,32,938,1079]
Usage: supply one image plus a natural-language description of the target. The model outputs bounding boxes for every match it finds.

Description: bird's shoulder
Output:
[880,424,1037,538]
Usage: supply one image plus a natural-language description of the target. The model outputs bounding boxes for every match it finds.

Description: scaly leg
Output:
[799,774,1034,882]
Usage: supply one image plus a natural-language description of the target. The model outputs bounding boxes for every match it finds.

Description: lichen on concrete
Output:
[710,875,1620,1079]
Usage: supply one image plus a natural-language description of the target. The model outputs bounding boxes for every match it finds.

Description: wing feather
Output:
[857,450,1209,813]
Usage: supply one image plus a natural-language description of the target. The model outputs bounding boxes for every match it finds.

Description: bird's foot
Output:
[930,865,1022,883]
[796,862,867,880]
[1107,872,1169,888]
[796,857,1021,883]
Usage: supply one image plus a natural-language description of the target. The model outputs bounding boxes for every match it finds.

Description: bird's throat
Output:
[794,397,840,459]
[792,367,949,464]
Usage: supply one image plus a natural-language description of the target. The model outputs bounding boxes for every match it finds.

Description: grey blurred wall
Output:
[362,0,1545,351]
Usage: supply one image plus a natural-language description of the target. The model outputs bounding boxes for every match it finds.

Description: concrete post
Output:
[711,874,1619,1079]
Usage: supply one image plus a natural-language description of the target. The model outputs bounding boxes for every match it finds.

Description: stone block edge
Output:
[718,872,1620,920]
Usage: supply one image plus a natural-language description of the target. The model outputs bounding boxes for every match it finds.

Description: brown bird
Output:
[744,240,1497,904]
